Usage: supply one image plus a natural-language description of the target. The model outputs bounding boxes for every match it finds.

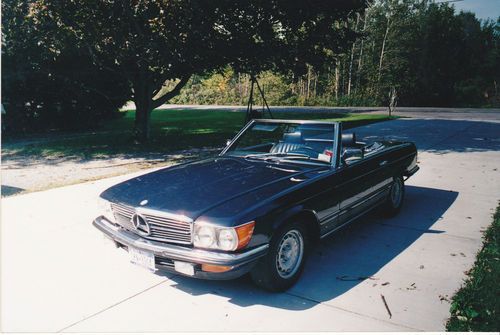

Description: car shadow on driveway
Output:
[163,185,458,310]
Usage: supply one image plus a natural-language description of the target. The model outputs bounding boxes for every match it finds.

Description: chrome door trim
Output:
[340,177,393,209]
[319,195,387,240]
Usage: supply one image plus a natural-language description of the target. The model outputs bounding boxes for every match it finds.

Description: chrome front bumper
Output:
[93,216,268,277]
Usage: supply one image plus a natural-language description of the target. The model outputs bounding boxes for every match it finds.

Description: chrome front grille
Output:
[110,203,192,245]
[111,203,136,230]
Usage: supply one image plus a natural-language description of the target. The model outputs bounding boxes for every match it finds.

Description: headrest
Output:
[283,132,303,143]
[342,132,356,146]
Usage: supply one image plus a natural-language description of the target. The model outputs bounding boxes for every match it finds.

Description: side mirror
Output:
[342,147,363,163]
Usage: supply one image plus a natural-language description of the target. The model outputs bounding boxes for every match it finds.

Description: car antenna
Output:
[245,74,274,124]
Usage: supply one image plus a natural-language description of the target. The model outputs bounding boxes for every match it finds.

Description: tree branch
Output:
[151,74,191,109]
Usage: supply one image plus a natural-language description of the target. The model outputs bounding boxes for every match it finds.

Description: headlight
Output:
[218,229,238,251]
[193,221,255,251]
[98,198,114,221]
[194,225,217,249]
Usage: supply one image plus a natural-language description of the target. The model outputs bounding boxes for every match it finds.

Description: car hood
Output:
[101,156,326,220]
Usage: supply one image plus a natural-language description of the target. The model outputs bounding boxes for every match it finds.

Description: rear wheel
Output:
[251,222,308,292]
[381,176,405,217]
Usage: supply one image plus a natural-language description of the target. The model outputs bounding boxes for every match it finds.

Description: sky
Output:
[450,0,500,21]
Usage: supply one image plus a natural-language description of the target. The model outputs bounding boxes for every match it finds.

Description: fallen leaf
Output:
[407,283,417,290]
[439,294,450,302]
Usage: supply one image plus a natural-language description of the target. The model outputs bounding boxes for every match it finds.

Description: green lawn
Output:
[3,109,395,160]
[447,203,500,331]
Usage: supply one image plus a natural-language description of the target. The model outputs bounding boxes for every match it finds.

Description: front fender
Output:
[260,205,321,244]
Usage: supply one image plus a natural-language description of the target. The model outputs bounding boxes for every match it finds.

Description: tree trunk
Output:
[306,66,311,99]
[378,15,391,89]
[313,71,318,98]
[132,73,191,143]
[355,11,368,94]
[132,75,152,142]
[347,13,360,96]
[134,98,151,142]
[134,80,152,142]
[341,57,346,96]
[335,58,340,100]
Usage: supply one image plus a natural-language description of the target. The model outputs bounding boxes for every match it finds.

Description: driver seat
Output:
[270,132,304,154]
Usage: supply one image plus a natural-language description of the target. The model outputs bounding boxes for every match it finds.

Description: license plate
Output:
[174,261,195,276]
[129,246,156,271]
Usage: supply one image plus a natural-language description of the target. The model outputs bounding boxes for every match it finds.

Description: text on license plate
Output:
[129,247,156,271]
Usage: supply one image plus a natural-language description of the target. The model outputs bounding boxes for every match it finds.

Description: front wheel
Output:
[381,176,405,217]
[250,223,308,292]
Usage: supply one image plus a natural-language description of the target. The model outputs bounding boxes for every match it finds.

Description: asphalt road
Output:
[1,117,499,331]
[124,103,500,122]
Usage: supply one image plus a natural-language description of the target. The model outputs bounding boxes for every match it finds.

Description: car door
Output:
[335,152,392,226]
[306,170,342,236]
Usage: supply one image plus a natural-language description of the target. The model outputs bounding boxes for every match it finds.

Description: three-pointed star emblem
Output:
[131,213,151,235]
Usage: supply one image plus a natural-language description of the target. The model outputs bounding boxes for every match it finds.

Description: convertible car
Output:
[94,119,419,291]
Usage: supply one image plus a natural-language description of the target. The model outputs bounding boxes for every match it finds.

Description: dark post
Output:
[245,75,274,124]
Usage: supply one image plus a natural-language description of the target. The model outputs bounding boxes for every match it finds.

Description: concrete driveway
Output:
[1,117,499,331]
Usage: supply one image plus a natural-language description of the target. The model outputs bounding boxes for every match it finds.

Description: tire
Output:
[381,176,405,217]
[251,222,309,292]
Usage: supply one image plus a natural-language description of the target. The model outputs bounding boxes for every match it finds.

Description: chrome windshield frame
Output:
[333,121,342,169]
[220,119,342,169]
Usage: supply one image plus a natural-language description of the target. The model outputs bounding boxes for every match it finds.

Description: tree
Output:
[2,1,130,134]
[137,1,500,109]
[27,0,367,141]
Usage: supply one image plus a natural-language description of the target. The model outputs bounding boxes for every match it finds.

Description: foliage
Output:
[164,69,296,106]
[3,0,498,138]
[447,203,500,331]
[17,0,366,140]
[1,1,129,134]
[333,0,500,107]
[166,1,500,108]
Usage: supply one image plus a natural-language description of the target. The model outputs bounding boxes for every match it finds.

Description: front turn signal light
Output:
[202,264,233,273]
[235,221,255,250]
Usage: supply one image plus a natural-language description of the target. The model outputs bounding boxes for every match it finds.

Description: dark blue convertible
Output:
[94,119,419,291]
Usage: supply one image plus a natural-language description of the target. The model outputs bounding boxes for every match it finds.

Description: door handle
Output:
[379,160,388,166]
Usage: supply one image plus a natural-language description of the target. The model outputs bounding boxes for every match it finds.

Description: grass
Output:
[3,109,395,160]
[446,203,500,331]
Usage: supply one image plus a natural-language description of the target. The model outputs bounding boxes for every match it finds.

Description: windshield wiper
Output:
[243,152,329,164]
[279,156,330,164]
[244,152,310,160]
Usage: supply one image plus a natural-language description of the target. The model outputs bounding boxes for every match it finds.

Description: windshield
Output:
[223,121,336,164]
